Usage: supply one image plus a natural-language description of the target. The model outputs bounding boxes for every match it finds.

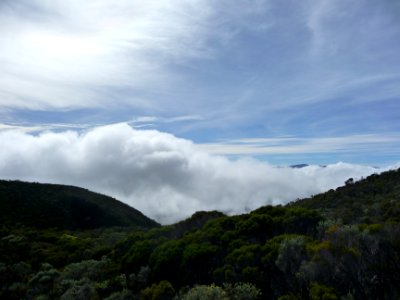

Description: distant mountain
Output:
[290,163,309,168]
[289,168,400,223]
[0,180,159,230]
[290,164,328,168]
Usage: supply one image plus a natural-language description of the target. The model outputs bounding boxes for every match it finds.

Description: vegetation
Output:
[1,169,400,299]
[0,180,160,229]
[289,169,400,224]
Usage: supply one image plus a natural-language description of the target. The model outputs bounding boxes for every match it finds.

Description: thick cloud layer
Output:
[0,124,385,224]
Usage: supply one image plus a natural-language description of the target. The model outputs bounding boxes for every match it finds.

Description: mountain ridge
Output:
[289,167,400,223]
[0,180,160,230]
[0,168,399,299]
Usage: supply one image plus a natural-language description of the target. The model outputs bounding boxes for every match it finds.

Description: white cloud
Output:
[1,0,398,136]
[0,123,387,224]
[0,0,268,111]
[197,135,400,155]
[0,0,207,109]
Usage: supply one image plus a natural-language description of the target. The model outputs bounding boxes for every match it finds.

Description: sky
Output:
[0,0,399,223]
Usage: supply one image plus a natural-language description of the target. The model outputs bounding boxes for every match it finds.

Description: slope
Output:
[0,180,159,229]
[289,167,400,223]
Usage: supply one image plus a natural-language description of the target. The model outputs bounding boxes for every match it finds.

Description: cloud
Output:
[306,0,400,58]
[1,0,399,142]
[197,135,400,156]
[0,0,269,111]
[0,123,389,224]
[0,0,207,109]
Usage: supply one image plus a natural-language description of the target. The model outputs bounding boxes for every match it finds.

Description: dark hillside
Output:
[167,210,226,238]
[0,180,159,229]
[1,169,400,299]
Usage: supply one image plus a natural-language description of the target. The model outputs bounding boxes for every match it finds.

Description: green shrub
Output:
[140,280,175,300]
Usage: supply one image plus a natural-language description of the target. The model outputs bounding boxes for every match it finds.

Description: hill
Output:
[1,169,399,299]
[0,180,159,229]
[289,167,400,223]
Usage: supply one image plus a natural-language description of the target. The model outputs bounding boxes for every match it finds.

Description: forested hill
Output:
[1,169,399,299]
[0,180,159,229]
[289,167,400,223]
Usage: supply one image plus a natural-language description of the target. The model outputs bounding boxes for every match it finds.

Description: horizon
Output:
[0,165,398,226]
[0,1,399,223]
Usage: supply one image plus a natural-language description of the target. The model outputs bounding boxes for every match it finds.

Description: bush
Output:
[182,284,227,300]
[224,282,261,300]
[140,280,175,300]
[181,283,261,300]
[309,282,337,300]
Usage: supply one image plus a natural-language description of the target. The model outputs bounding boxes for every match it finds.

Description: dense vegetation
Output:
[0,180,159,229]
[1,169,399,299]
[289,169,400,224]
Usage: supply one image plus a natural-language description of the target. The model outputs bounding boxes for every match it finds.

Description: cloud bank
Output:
[0,124,389,224]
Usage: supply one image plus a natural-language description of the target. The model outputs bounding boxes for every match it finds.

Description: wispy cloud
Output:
[0,0,268,111]
[197,135,400,156]
[1,1,201,108]
[1,0,399,116]
[0,121,101,134]
[129,115,204,127]
[1,0,399,167]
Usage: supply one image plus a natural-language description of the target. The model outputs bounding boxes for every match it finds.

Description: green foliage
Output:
[277,295,301,300]
[122,239,158,273]
[149,240,184,284]
[291,168,400,224]
[309,282,338,300]
[170,211,226,239]
[0,180,159,230]
[181,283,261,300]
[59,277,99,300]
[181,284,227,300]
[104,289,134,300]
[1,168,400,299]
[60,257,113,282]
[27,263,60,299]
[275,236,307,274]
[223,282,261,300]
[140,280,175,300]
[127,265,151,290]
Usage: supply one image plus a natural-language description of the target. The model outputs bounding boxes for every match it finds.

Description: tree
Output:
[182,284,227,300]
[140,280,175,300]
[309,282,337,300]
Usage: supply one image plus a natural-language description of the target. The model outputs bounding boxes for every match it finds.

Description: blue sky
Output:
[1,0,400,165]
[1,0,400,222]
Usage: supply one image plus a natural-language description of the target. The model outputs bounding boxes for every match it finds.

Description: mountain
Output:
[290,163,309,168]
[1,169,399,299]
[289,168,400,223]
[0,180,159,229]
